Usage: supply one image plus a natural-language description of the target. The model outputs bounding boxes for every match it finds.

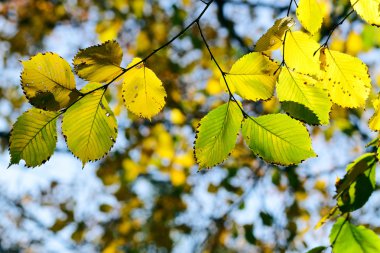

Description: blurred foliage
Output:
[1,0,380,252]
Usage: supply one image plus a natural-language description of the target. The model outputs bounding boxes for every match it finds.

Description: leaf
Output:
[122,58,166,119]
[330,218,380,253]
[223,52,279,101]
[351,0,380,27]
[254,17,295,52]
[335,153,377,199]
[21,52,80,111]
[296,0,324,35]
[242,114,316,165]
[306,246,327,253]
[369,95,380,131]
[335,153,377,213]
[277,67,331,125]
[62,83,118,166]
[284,31,321,77]
[194,102,243,168]
[73,40,124,83]
[322,49,371,108]
[9,108,59,167]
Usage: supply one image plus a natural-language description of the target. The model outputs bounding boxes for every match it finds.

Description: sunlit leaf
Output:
[296,0,324,34]
[277,67,331,125]
[330,218,380,253]
[242,114,316,165]
[369,95,380,131]
[194,102,243,168]
[284,31,321,77]
[122,58,166,119]
[9,108,59,167]
[62,83,117,166]
[351,0,380,27]
[73,40,124,83]
[322,49,371,108]
[21,52,79,111]
[254,17,295,52]
[223,52,279,101]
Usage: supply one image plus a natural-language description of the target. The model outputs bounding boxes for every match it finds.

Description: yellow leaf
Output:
[224,52,279,101]
[73,40,124,83]
[206,78,223,95]
[170,169,186,186]
[322,49,371,108]
[122,58,166,119]
[254,17,295,52]
[96,19,122,42]
[277,67,332,125]
[369,95,380,131]
[296,0,324,35]
[284,31,321,77]
[171,108,186,125]
[346,31,363,56]
[21,52,79,111]
[351,0,380,27]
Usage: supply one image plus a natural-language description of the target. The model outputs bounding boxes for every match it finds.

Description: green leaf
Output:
[277,67,331,125]
[21,52,80,111]
[122,58,166,120]
[242,114,316,165]
[73,40,124,83]
[223,52,279,101]
[9,108,59,167]
[351,0,380,27]
[336,153,377,213]
[194,102,243,168]
[335,153,377,200]
[254,17,295,52]
[322,49,371,108]
[284,31,321,77]
[330,218,380,253]
[62,83,118,166]
[306,246,327,253]
[296,0,324,35]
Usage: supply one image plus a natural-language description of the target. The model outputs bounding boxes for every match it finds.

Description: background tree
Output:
[1,0,380,252]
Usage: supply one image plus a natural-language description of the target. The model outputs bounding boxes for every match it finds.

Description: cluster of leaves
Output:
[6,0,380,252]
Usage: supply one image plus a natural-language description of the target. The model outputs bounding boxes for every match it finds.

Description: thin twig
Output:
[314,1,357,56]
[196,21,249,118]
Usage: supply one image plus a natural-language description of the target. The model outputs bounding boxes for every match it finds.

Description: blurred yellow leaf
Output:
[96,19,122,42]
[346,31,363,56]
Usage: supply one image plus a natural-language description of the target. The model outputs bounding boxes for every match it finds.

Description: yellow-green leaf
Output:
[277,67,331,124]
[122,58,166,119]
[21,52,79,111]
[284,31,321,77]
[9,108,59,167]
[62,83,117,166]
[223,52,279,101]
[194,102,243,168]
[330,218,380,253]
[296,0,324,35]
[73,40,124,83]
[369,95,380,131]
[322,49,371,108]
[351,0,380,27]
[254,17,295,52]
[242,114,316,165]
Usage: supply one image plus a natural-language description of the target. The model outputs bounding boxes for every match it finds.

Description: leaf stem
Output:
[196,21,249,118]
[313,1,357,56]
